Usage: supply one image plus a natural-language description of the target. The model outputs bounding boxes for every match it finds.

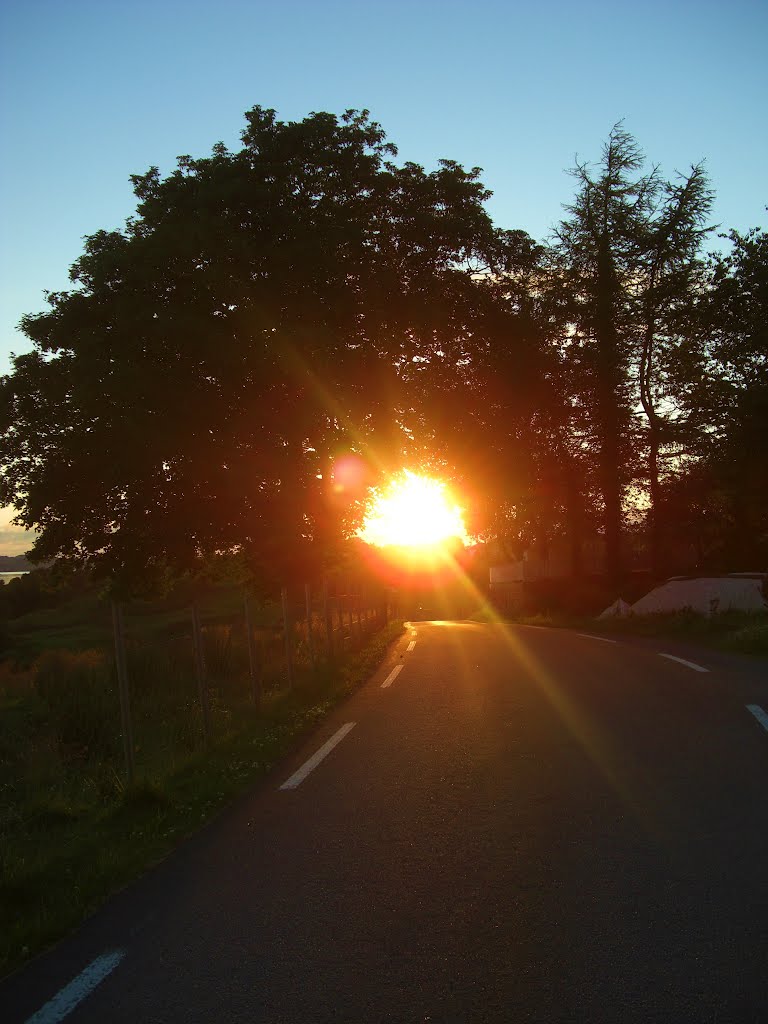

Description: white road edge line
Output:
[658,653,709,673]
[575,633,617,644]
[381,665,403,689]
[407,640,416,651]
[279,723,356,790]
[25,950,125,1024]
[747,704,768,732]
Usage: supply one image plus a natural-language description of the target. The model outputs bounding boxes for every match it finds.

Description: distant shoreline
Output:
[0,555,33,573]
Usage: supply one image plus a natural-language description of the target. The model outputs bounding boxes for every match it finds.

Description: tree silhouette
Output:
[664,225,768,571]
[0,108,501,593]
[1,110,764,594]
[553,125,647,583]
[553,126,715,582]
[634,164,713,574]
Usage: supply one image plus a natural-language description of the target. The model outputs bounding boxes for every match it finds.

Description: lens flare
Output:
[359,471,469,548]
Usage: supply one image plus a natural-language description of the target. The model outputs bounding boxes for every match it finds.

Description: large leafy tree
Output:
[0,107,502,592]
[702,225,768,396]
[662,380,768,571]
[400,232,550,531]
[664,225,768,571]
[553,126,715,582]
[403,225,603,578]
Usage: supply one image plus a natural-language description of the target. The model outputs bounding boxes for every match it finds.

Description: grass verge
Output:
[470,606,768,656]
[583,608,768,655]
[0,620,403,979]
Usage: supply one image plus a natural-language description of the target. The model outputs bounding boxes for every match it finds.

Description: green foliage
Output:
[0,572,51,619]
[0,617,402,979]
[1,106,505,595]
[0,109,764,593]
[551,125,716,580]
[0,565,97,622]
[594,608,768,654]
[33,650,121,762]
[721,621,768,655]
[704,225,768,390]
[659,227,768,572]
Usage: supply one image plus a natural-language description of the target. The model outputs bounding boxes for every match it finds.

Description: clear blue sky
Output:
[0,0,766,552]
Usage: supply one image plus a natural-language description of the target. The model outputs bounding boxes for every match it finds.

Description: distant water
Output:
[0,571,28,582]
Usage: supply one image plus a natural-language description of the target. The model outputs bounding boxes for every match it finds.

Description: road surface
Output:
[4,620,768,1023]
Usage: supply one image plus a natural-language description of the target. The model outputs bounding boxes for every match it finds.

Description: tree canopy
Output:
[1,107,525,591]
[1,109,765,592]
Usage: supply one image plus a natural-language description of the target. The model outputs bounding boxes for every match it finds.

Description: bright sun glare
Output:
[360,471,469,548]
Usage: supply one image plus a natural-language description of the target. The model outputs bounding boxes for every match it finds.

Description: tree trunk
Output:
[639,282,664,579]
[564,465,584,579]
[647,423,663,576]
[595,244,625,587]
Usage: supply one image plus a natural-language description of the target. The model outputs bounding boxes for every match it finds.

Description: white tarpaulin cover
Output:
[628,575,767,617]
[598,598,633,619]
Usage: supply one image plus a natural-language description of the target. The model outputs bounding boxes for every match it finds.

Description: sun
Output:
[359,471,469,548]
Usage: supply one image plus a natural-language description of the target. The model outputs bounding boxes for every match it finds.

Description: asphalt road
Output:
[4,621,768,1023]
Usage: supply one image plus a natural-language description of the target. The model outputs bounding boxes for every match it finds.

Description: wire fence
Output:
[0,578,399,819]
[110,580,395,783]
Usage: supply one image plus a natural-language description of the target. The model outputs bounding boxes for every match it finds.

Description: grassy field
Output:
[0,583,402,979]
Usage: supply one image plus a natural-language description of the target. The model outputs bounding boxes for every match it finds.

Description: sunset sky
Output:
[1,0,766,554]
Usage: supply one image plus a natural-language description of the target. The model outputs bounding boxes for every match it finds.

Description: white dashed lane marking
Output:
[25,950,125,1024]
[279,723,356,790]
[407,640,416,651]
[575,634,617,644]
[747,704,768,732]
[658,653,709,673]
[381,665,403,689]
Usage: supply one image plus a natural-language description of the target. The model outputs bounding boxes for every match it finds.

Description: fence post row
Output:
[323,578,333,659]
[281,586,294,689]
[346,585,354,641]
[304,582,315,671]
[191,601,212,746]
[111,599,135,786]
[106,581,385,784]
[244,593,261,707]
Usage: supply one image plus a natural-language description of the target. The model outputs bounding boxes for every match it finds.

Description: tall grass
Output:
[0,599,399,979]
[586,607,768,653]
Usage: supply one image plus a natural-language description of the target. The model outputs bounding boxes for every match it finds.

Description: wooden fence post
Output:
[345,583,354,642]
[304,582,315,671]
[323,577,333,659]
[191,601,211,746]
[281,586,294,689]
[244,593,261,706]
[111,600,135,786]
